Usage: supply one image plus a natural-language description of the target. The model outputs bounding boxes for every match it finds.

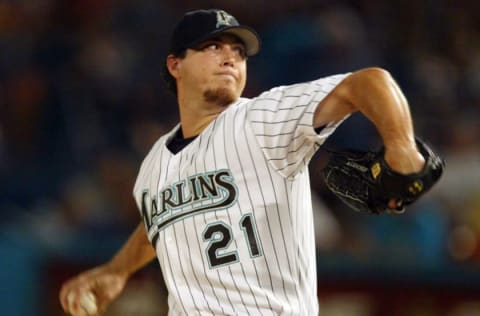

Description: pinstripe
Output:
[202,119,218,219]
[156,146,166,191]
[221,110,252,316]
[201,120,231,314]
[194,132,229,315]
[262,159,297,315]
[259,141,298,150]
[182,220,215,315]
[251,96,309,163]
[195,129,226,315]
[248,105,306,113]
[260,133,306,149]
[241,108,277,305]
[287,180,306,315]
[153,147,168,288]
[141,143,164,237]
[231,106,268,315]
[291,158,307,180]
[250,106,307,127]
[292,181,306,315]
[163,227,189,315]
[250,117,302,124]
[159,153,190,315]
[281,96,316,162]
[272,161,297,173]
[172,223,201,313]
[176,151,210,314]
[208,119,237,314]
[253,78,350,179]
[252,89,324,106]
[244,114,292,309]
[301,177,318,314]
[254,92,315,102]
[210,226,236,315]
[279,177,302,312]
[168,297,180,315]
[267,138,309,161]
[297,123,315,127]
[255,130,296,137]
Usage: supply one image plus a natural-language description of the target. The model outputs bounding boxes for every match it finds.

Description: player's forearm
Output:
[335,67,425,174]
[105,222,157,278]
[343,67,416,149]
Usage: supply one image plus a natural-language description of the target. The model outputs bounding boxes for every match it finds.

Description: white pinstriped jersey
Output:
[133,74,349,316]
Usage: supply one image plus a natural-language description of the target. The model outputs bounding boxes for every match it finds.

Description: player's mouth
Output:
[215,71,237,81]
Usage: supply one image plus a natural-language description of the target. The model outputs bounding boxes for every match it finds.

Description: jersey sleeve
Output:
[246,73,350,179]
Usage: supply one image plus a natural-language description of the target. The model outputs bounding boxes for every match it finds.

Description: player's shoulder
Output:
[220,97,252,115]
[247,73,351,104]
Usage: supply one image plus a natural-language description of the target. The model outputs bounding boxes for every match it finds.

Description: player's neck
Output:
[177,90,237,138]
[177,102,223,138]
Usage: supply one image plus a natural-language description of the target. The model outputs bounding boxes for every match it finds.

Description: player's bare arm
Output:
[59,223,156,315]
[314,67,425,175]
[106,222,157,277]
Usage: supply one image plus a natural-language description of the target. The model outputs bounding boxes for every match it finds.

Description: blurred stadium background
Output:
[0,1,479,315]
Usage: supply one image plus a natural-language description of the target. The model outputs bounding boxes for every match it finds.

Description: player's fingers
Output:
[59,282,74,311]
[387,198,405,213]
[387,199,396,209]
[64,290,100,316]
[60,281,80,311]
[60,282,93,314]
[62,290,79,315]
[93,292,112,315]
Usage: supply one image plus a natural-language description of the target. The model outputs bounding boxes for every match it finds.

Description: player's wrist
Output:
[384,146,425,175]
[103,261,131,280]
[382,133,416,150]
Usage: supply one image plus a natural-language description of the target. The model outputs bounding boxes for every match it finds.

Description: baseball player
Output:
[60,8,428,316]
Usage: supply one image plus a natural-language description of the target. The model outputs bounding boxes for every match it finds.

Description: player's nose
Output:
[220,45,237,66]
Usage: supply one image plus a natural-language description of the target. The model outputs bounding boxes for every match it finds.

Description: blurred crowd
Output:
[0,1,479,315]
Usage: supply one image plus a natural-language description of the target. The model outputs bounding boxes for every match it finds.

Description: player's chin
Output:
[203,87,238,107]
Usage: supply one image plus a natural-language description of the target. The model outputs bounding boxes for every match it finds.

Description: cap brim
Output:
[221,26,261,56]
[189,25,261,57]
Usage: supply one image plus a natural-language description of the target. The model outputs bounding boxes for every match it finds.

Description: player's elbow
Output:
[340,67,397,104]
[328,67,399,116]
[354,67,393,84]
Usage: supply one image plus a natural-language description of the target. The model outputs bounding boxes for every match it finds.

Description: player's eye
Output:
[233,45,246,59]
[202,42,220,51]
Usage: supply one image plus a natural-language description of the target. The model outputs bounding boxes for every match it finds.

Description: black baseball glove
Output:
[321,138,445,214]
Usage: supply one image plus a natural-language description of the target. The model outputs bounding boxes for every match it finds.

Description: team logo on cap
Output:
[216,10,234,28]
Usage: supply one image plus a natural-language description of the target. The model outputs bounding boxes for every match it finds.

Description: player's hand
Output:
[384,144,425,210]
[59,263,128,316]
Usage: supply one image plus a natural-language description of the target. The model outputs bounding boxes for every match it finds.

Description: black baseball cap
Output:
[169,9,261,57]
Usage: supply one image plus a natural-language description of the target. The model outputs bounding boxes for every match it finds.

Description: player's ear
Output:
[166,54,180,79]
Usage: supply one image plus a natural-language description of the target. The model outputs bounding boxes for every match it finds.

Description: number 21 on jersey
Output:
[202,213,263,268]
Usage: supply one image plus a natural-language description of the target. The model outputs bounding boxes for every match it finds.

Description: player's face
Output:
[174,34,247,106]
